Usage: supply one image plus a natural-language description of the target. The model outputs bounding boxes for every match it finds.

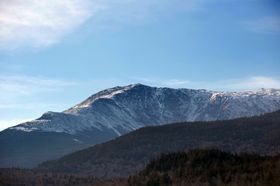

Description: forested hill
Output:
[2,149,280,186]
[38,110,280,178]
[129,149,280,186]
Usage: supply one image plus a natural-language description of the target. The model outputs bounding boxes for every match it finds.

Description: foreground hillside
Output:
[1,150,280,186]
[129,149,280,186]
[2,84,280,168]
[38,110,280,177]
[0,169,126,186]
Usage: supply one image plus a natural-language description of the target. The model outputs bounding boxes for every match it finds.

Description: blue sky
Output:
[0,0,280,130]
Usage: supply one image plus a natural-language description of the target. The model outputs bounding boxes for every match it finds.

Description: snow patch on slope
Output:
[69,84,136,111]
[7,85,280,136]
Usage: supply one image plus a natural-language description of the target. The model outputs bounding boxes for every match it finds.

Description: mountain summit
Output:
[9,84,280,135]
[1,84,280,168]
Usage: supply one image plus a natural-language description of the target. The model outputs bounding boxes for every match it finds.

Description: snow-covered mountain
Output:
[1,84,280,168]
[10,84,280,135]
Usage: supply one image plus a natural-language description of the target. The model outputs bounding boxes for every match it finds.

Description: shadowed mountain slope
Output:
[2,84,280,168]
[38,110,280,178]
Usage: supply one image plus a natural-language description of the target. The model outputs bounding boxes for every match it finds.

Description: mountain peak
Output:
[3,84,280,169]
[66,84,148,112]
[7,84,280,136]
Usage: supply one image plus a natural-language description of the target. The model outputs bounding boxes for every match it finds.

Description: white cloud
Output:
[244,16,280,33]
[0,0,204,50]
[3,0,275,49]
[0,0,94,49]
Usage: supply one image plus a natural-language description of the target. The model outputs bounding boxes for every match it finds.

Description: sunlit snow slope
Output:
[1,84,280,168]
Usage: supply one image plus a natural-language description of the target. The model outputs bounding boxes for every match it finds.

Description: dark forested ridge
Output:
[0,168,127,186]
[1,149,280,186]
[129,149,280,186]
[38,110,280,177]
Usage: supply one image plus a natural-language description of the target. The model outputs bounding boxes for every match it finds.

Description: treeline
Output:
[1,149,280,186]
[0,168,126,186]
[128,149,280,186]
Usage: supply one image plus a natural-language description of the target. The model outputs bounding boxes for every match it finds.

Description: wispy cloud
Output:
[0,0,94,50]
[0,74,76,111]
[228,76,280,90]
[2,1,277,49]
[243,16,280,33]
[0,75,76,95]
[0,0,203,50]
[0,75,77,130]
[133,76,280,91]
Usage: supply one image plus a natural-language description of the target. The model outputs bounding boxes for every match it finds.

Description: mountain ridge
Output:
[8,84,280,135]
[1,84,280,168]
[37,110,280,178]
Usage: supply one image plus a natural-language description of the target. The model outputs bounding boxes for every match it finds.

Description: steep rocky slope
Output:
[1,84,280,168]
